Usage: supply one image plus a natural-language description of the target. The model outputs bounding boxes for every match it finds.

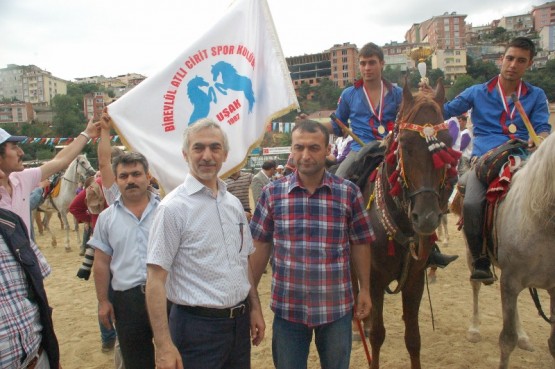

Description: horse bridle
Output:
[63,158,95,184]
[390,121,451,201]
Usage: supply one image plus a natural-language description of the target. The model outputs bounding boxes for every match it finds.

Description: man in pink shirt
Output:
[0,121,100,236]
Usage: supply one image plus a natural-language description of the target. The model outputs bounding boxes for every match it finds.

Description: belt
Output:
[26,347,43,369]
[178,300,248,319]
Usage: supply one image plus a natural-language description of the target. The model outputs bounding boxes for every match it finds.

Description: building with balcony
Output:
[431,49,467,81]
[286,42,358,92]
[0,64,67,107]
[532,1,555,32]
[0,101,35,124]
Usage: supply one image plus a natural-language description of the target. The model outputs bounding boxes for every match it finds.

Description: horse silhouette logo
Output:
[187,76,217,125]
[211,61,255,112]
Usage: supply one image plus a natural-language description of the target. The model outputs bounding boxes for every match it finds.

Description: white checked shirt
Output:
[147,174,254,308]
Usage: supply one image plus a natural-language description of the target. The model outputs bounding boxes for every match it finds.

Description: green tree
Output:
[428,69,445,87]
[298,82,311,101]
[525,59,555,101]
[383,65,403,85]
[51,94,85,137]
[312,78,342,109]
[446,75,476,101]
[467,58,499,82]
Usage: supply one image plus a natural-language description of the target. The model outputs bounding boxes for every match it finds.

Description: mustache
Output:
[125,184,139,190]
[200,160,217,166]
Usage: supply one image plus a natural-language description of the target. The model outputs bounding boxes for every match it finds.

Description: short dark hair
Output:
[261,160,277,171]
[112,152,149,176]
[292,119,330,146]
[0,143,6,157]
[359,42,384,62]
[506,37,536,60]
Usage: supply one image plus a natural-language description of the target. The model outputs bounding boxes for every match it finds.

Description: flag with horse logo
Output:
[108,0,298,192]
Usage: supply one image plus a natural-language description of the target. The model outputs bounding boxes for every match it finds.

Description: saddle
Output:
[344,141,385,189]
[457,145,528,260]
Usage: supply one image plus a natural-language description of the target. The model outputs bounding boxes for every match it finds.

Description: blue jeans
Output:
[100,282,116,343]
[272,312,353,369]
[99,318,116,343]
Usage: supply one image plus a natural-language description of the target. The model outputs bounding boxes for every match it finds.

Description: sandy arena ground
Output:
[36,214,553,369]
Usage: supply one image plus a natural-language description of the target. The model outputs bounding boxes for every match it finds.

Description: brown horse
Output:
[361,81,458,369]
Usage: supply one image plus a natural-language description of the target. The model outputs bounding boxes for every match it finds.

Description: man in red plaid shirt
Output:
[250,119,373,369]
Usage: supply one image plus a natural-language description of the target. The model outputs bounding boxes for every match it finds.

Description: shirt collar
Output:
[184,173,227,197]
[287,170,333,194]
[114,189,160,207]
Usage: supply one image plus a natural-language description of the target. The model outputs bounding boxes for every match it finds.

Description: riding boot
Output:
[427,243,458,269]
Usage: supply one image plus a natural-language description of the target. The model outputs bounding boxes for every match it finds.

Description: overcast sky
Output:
[0,0,547,81]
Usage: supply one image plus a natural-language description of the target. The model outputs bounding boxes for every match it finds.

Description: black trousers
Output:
[169,304,251,369]
[112,285,155,369]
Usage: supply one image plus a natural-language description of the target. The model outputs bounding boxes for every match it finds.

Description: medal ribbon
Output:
[363,80,385,137]
[497,76,522,138]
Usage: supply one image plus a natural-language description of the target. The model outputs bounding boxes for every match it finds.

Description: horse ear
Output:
[434,78,445,106]
[403,76,413,105]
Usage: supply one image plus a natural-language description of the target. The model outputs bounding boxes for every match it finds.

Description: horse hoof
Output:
[466,329,481,343]
[517,337,535,352]
[51,242,57,247]
[65,247,71,253]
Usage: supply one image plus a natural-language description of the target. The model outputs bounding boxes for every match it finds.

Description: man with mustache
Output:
[250,119,373,369]
[89,151,159,369]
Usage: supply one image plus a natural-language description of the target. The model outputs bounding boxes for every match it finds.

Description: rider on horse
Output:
[440,37,551,283]
[324,42,457,269]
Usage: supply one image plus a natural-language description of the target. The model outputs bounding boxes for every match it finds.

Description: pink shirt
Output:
[0,167,42,236]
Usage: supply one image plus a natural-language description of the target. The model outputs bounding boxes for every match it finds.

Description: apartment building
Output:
[286,42,358,92]
[533,1,555,32]
[83,92,113,120]
[540,23,555,51]
[0,64,67,107]
[0,101,35,124]
[498,13,534,32]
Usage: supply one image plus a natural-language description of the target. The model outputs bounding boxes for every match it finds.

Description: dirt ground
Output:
[37,214,553,369]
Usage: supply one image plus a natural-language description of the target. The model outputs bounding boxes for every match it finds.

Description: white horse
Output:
[494,134,555,368]
[40,155,96,251]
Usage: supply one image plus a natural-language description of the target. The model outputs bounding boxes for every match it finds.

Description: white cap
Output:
[277,165,284,169]
[0,128,26,145]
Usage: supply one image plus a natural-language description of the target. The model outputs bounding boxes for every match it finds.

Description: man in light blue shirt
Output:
[89,152,159,369]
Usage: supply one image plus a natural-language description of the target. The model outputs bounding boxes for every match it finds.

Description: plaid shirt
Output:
[0,215,50,369]
[250,171,374,327]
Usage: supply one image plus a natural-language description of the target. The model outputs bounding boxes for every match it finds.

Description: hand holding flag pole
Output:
[511,93,542,147]
[330,113,366,147]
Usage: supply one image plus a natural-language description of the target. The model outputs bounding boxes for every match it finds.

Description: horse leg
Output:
[498,276,522,369]
[58,212,64,230]
[42,212,57,247]
[441,215,449,247]
[60,212,71,252]
[547,289,555,363]
[515,306,534,351]
[427,266,437,284]
[33,210,44,236]
[369,279,386,369]
[466,279,482,343]
[402,271,425,369]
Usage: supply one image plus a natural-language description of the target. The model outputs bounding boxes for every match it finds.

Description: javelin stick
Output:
[330,113,366,147]
[511,93,542,147]
[354,307,372,367]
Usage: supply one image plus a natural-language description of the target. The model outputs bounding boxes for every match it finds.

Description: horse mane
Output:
[398,92,443,124]
[212,61,237,74]
[512,133,555,226]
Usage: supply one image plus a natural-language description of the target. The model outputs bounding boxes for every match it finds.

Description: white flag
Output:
[108,0,298,192]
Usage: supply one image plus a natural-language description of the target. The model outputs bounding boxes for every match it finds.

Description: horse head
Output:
[74,154,96,181]
[386,79,457,238]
